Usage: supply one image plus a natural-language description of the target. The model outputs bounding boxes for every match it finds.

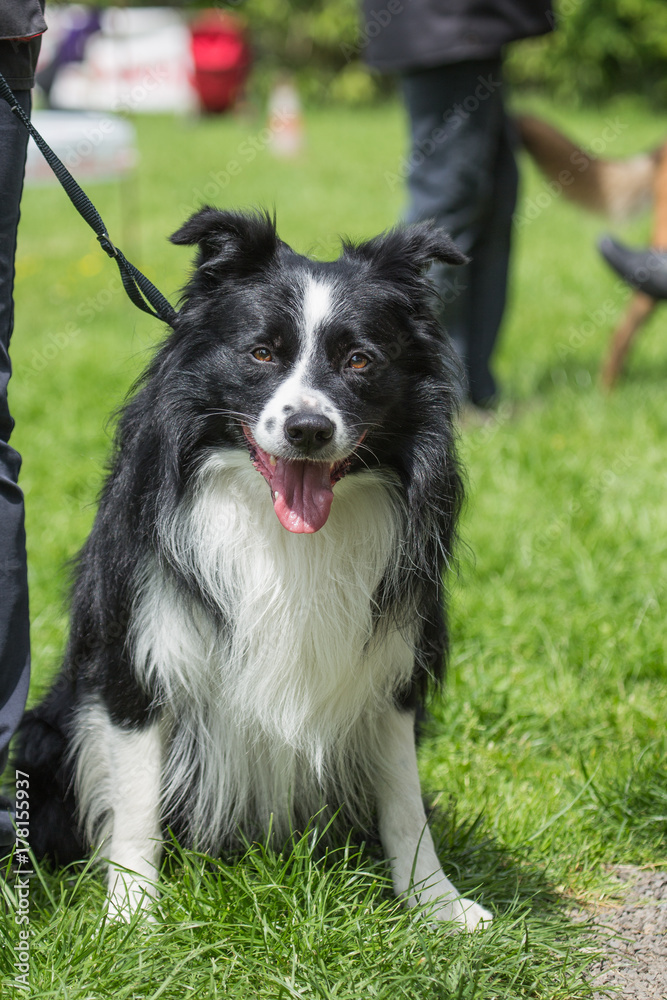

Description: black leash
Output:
[0,71,178,328]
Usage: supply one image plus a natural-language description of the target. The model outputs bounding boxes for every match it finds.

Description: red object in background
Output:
[190,11,250,113]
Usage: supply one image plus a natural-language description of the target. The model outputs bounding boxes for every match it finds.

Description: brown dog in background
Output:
[516,114,667,387]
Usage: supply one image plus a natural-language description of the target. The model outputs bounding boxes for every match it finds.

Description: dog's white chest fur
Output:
[128,450,415,847]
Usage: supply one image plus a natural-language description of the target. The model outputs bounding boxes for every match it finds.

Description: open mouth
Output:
[242,425,351,534]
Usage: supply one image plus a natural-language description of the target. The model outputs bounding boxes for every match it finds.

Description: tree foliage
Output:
[505,0,667,105]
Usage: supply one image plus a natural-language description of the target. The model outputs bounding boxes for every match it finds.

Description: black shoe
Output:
[0,795,16,848]
[598,236,667,299]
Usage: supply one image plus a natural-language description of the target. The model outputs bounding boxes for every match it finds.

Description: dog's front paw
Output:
[430,895,493,932]
[456,897,493,932]
[106,871,158,923]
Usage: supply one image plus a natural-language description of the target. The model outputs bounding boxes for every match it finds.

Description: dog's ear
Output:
[170,207,280,277]
[344,223,468,279]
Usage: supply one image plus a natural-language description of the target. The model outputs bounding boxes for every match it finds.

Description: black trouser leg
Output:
[402,58,518,405]
[0,89,31,775]
[465,114,518,403]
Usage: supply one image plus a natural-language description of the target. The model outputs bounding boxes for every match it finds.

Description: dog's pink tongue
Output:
[272,459,334,533]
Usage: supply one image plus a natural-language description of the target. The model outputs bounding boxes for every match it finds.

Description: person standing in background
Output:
[0,0,46,842]
[362,0,553,409]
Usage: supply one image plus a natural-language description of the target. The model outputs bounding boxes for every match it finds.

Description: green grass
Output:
[2,95,667,996]
[2,831,598,999]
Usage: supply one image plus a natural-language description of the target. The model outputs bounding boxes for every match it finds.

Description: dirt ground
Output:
[586,866,667,999]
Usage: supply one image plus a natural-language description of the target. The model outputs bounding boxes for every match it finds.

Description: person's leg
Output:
[466,112,518,404]
[0,89,32,780]
[401,58,514,404]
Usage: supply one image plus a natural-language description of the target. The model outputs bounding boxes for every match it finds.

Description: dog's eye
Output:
[347,353,370,370]
[252,347,273,362]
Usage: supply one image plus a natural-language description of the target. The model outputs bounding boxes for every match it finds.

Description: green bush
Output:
[233,0,405,105]
[506,0,667,105]
[234,0,373,104]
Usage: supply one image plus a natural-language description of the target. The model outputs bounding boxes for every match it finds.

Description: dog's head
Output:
[169,208,466,533]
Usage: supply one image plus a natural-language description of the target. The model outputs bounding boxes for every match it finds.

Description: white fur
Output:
[254,274,355,460]
[72,696,115,851]
[74,700,163,920]
[375,707,493,931]
[129,450,413,849]
[301,272,333,345]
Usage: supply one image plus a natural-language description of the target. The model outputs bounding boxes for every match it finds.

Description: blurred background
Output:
[31,0,667,113]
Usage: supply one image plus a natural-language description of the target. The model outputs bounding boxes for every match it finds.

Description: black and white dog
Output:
[15,209,491,930]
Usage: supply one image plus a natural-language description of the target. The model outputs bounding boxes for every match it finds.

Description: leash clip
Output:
[0,66,177,328]
[98,232,118,258]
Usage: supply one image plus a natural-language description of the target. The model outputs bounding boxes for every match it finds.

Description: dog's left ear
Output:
[170,207,280,277]
[344,222,468,278]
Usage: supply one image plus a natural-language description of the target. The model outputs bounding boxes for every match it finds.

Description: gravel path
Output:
[586,866,667,998]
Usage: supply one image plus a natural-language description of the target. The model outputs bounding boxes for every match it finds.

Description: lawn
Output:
[2,94,667,997]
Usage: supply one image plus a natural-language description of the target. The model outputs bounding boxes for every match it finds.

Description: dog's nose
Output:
[284,412,335,453]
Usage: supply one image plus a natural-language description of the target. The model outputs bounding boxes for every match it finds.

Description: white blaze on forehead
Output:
[301,274,333,354]
[253,271,348,458]
[264,273,333,409]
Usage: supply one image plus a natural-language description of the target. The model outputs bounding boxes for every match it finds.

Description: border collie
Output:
[15,209,491,931]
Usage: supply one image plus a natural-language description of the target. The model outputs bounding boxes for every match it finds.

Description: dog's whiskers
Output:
[204,407,254,424]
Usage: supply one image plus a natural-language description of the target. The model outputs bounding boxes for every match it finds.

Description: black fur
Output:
[14,209,466,865]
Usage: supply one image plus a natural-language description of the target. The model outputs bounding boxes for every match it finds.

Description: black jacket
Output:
[362,0,553,73]
[0,0,46,90]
